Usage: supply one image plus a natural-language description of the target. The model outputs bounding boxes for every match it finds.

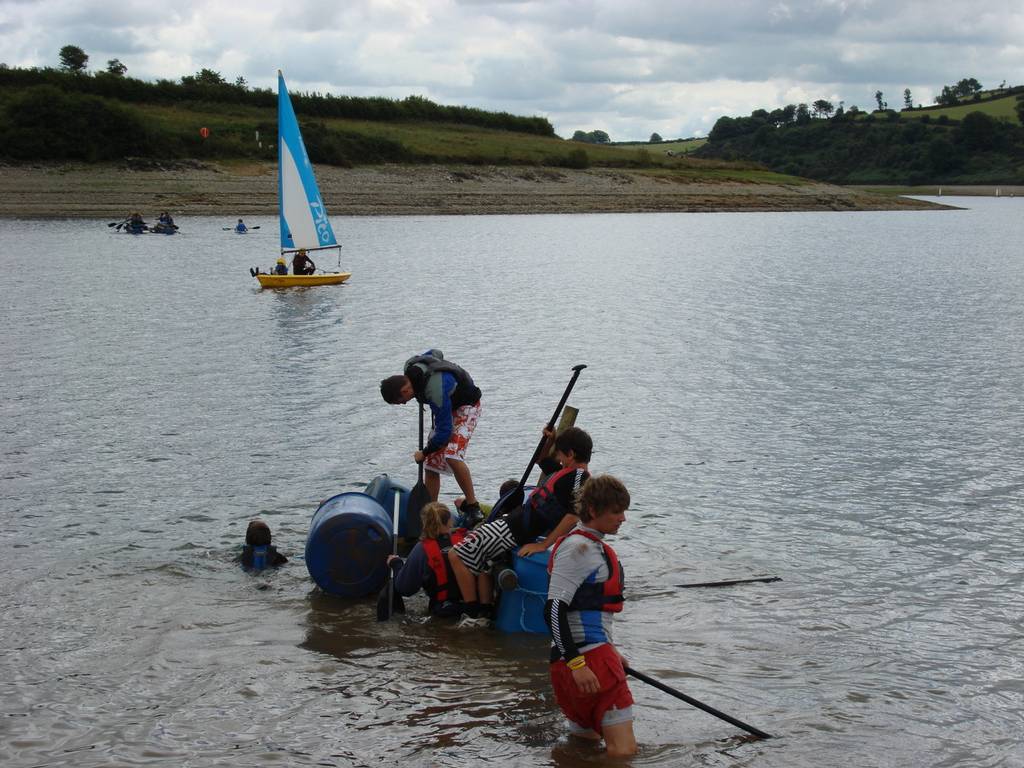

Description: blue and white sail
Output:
[278,71,339,253]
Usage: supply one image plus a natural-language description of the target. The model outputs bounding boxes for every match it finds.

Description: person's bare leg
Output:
[478,572,494,609]
[602,721,637,757]
[425,469,440,501]
[448,548,477,603]
[446,458,477,504]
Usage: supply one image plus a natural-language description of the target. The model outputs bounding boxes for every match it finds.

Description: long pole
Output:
[624,666,771,740]
[490,364,586,519]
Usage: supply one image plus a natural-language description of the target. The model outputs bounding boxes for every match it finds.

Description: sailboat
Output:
[253,71,352,288]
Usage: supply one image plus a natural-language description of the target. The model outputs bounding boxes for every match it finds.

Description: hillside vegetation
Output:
[0,65,761,181]
[696,86,1024,185]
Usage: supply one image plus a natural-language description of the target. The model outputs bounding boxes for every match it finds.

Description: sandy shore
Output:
[0,161,952,218]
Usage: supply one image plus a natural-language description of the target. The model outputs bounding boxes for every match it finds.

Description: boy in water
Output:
[546,474,635,757]
[240,519,288,571]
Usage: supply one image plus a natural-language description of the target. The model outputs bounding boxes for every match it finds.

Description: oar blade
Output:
[406,481,430,538]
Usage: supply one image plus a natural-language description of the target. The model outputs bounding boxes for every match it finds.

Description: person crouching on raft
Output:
[545,474,636,757]
[387,502,466,617]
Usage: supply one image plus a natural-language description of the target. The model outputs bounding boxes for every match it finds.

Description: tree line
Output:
[1,46,555,138]
[697,89,1024,184]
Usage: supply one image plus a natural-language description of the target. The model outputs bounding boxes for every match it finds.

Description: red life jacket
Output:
[548,528,624,612]
[524,466,588,537]
[421,528,467,603]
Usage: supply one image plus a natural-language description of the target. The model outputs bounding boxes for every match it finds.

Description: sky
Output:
[2,0,1023,141]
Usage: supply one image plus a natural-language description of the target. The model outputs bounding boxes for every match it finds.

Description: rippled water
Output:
[2,199,1023,767]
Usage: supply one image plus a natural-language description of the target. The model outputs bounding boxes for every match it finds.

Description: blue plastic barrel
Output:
[364,474,413,537]
[494,550,550,634]
[305,492,394,597]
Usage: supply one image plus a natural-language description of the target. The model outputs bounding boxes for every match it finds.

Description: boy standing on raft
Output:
[546,474,636,757]
[380,349,484,524]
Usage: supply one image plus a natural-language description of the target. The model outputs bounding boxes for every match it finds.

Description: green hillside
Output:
[696,85,1024,185]
[897,91,1022,125]
[0,65,762,182]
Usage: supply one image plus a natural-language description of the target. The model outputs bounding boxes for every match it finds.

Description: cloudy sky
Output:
[2,0,1022,140]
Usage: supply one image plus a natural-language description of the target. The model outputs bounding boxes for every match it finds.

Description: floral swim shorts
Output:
[424,400,481,475]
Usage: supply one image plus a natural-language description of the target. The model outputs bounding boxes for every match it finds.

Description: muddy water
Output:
[2,200,1023,767]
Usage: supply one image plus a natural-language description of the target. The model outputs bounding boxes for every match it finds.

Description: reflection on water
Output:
[1,200,1023,767]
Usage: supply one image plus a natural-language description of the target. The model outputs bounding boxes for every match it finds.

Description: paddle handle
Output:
[514,364,587,488]
[389,489,401,617]
[624,666,771,740]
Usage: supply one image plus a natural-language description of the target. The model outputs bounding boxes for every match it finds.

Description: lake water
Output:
[1,199,1022,768]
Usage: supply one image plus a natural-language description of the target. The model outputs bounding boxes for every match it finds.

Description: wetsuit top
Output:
[545,525,625,662]
[236,222,247,232]
[391,531,465,605]
[274,262,288,275]
[403,350,482,456]
[506,466,589,546]
[241,544,288,570]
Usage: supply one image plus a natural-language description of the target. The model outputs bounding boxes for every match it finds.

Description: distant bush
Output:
[0,85,156,160]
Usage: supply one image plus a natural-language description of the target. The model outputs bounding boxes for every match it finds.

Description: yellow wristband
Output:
[567,655,586,670]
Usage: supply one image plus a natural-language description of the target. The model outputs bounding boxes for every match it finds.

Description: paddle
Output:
[488,363,587,520]
[676,577,782,589]
[406,403,430,539]
[376,489,405,621]
[222,225,260,230]
[107,220,128,228]
[624,666,771,740]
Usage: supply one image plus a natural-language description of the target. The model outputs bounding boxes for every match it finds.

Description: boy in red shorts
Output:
[545,474,636,757]
[380,349,484,524]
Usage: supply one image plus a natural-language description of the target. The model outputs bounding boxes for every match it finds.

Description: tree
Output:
[811,99,834,118]
[903,88,913,109]
[649,132,663,143]
[106,58,127,77]
[570,129,610,144]
[182,68,227,86]
[235,76,248,89]
[874,90,886,111]
[58,45,88,72]
[958,111,997,150]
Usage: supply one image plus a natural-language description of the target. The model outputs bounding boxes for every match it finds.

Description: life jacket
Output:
[548,529,624,613]
[523,466,588,537]
[421,529,467,603]
[403,353,481,410]
[242,544,279,571]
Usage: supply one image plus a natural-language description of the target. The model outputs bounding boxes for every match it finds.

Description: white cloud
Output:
[2,0,1022,140]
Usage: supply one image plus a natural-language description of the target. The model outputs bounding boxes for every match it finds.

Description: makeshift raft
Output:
[304,473,549,634]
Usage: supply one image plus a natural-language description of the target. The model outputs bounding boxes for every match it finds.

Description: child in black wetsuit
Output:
[240,519,288,570]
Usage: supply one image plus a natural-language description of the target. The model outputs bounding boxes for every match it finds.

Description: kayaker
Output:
[379,349,484,524]
[235,218,248,233]
[545,474,635,757]
[240,519,288,571]
[158,211,175,226]
[447,426,592,625]
[292,249,316,275]
[273,257,288,275]
[386,502,466,617]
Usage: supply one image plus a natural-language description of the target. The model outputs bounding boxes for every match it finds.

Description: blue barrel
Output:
[494,550,550,634]
[364,474,413,537]
[305,491,395,597]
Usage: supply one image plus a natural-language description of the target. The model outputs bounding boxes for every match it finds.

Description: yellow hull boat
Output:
[255,272,352,288]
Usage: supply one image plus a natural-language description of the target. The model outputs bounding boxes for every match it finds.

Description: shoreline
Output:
[0,161,956,218]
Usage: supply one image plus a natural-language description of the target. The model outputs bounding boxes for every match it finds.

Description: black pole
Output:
[676,577,782,589]
[490,364,586,519]
[624,666,771,740]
